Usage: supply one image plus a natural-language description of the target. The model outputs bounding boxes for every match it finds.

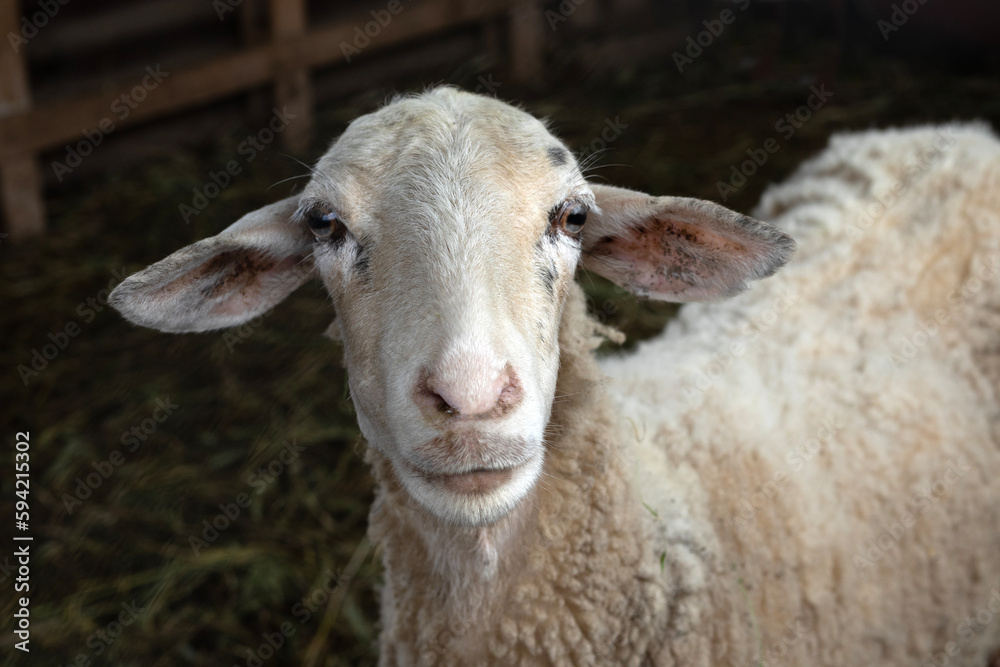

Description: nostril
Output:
[425,380,459,416]
[496,369,523,412]
[417,371,462,416]
[439,398,458,416]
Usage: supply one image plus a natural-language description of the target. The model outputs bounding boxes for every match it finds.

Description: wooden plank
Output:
[240,0,270,123]
[239,0,266,44]
[269,0,312,152]
[296,0,515,69]
[0,0,45,239]
[0,47,275,160]
[313,32,479,102]
[0,0,519,160]
[0,0,30,116]
[509,1,544,85]
[1,153,46,241]
[28,0,212,59]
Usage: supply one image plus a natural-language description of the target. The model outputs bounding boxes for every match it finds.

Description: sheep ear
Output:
[109,196,315,333]
[581,183,795,301]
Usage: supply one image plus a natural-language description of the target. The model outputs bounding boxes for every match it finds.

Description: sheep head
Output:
[110,88,794,526]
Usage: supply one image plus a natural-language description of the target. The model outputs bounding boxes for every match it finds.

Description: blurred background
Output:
[1,0,999,665]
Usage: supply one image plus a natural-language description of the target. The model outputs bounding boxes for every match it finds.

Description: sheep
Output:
[108,87,1000,666]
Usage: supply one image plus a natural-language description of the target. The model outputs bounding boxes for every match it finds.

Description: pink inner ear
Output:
[586,217,753,301]
[155,249,307,317]
[205,251,309,317]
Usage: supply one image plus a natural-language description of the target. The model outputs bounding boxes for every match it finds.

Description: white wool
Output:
[602,122,1000,666]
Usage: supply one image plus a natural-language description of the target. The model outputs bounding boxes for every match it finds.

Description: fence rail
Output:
[0,0,546,240]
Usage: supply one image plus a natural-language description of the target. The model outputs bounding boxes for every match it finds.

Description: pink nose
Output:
[416,364,522,419]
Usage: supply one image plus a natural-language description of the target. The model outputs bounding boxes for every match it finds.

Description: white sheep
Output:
[109,88,1000,666]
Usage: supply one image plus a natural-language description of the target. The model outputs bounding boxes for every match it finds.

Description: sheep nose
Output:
[416,364,522,420]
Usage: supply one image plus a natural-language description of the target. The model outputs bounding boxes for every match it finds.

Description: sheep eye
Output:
[306,208,342,240]
[565,207,588,233]
[554,201,588,235]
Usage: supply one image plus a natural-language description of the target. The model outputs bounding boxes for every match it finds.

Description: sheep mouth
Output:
[399,452,544,524]
[403,433,540,496]
[419,466,518,495]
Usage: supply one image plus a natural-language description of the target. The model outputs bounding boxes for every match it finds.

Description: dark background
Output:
[2,1,999,665]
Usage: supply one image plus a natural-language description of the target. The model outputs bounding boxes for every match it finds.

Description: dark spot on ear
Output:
[198,249,282,299]
[547,146,569,167]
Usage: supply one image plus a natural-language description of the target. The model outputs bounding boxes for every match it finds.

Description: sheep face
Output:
[109,88,794,527]
[301,92,589,526]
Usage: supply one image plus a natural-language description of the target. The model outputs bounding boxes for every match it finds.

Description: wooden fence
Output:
[0,0,556,241]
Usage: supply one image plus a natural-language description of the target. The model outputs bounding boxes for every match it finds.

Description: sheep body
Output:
[604,122,1000,665]
[372,123,1000,665]
[106,88,1000,665]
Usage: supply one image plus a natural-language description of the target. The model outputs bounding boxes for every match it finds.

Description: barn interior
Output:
[2,1,999,664]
